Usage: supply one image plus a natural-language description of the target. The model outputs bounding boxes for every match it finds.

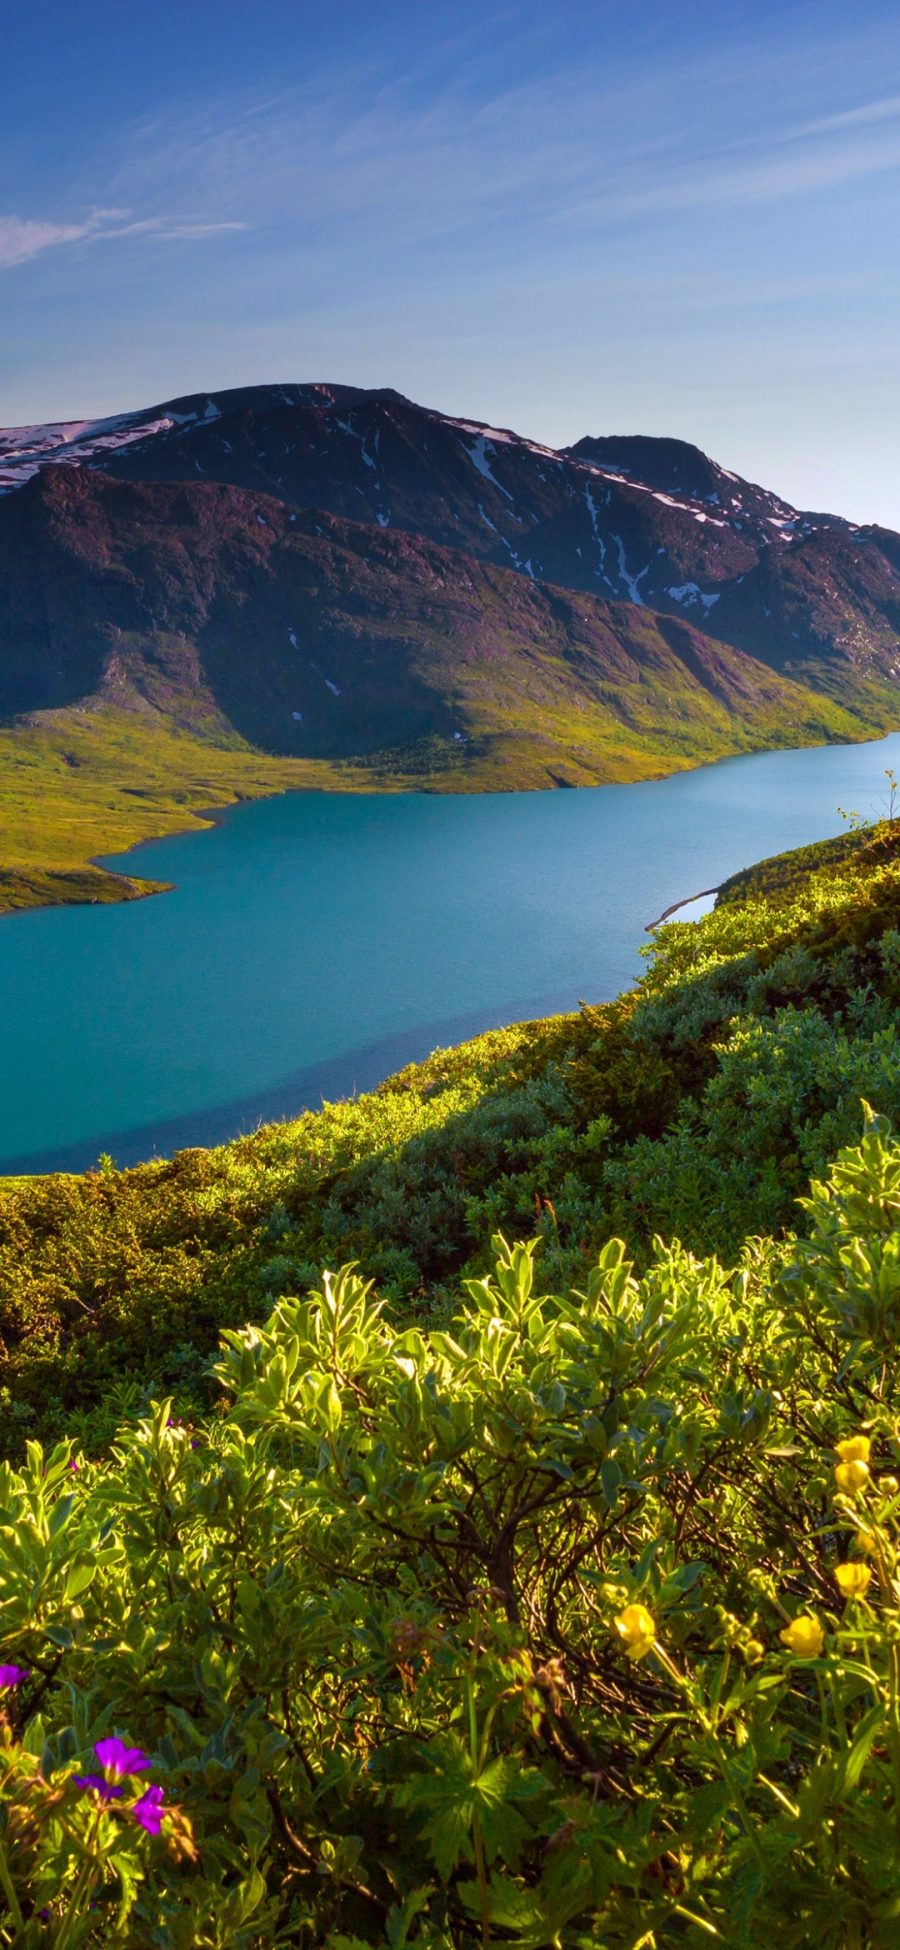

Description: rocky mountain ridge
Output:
[2,381,898,698]
[1,383,898,847]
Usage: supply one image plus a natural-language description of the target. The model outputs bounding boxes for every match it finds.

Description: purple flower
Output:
[74,1774,125,1802]
[132,1785,165,1835]
[94,1737,149,1780]
[0,1664,28,1690]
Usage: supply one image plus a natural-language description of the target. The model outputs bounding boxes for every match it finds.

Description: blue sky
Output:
[3,0,900,524]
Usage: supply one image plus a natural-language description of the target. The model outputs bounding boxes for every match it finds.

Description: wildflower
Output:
[0,1665,28,1690]
[835,1562,872,1600]
[133,1786,165,1835]
[614,1603,657,1660]
[855,1528,877,1555]
[73,1774,125,1803]
[93,1738,149,1780]
[75,1739,150,1803]
[779,1615,825,1659]
[834,1435,871,1493]
[880,1475,899,1497]
[836,1436,871,1464]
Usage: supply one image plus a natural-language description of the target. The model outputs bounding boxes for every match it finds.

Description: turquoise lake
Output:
[3,733,899,1174]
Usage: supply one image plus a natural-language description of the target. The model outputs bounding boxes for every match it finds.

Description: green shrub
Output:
[2,1118,900,1944]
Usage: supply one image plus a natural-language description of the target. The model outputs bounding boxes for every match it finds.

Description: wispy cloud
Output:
[82,43,900,272]
[7,33,900,277]
[0,214,105,269]
[784,92,900,141]
[569,126,900,225]
[0,207,244,271]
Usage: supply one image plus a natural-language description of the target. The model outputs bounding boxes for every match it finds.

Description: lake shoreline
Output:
[645,885,721,930]
[0,993,579,1177]
[3,719,898,919]
[6,731,900,1173]
[94,726,900,906]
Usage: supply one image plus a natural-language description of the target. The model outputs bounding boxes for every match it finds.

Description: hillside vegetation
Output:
[3,817,899,1446]
[2,820,900,1946]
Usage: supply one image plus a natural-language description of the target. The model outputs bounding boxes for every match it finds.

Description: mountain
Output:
[3,382,899,693]
[0,382,898,909]
[0,463,853,769]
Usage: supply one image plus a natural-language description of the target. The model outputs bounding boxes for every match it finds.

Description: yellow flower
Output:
[834,1436,871,1492]
[880,1475,899,1497]
[779,1615,825,1659]
[835,1436,871,1465]
[614,1603,656,1660]
[834,1561,872,1600]
[855,1528,877,1555]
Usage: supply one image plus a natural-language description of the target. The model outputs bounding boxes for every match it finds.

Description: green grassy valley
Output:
[2,818,900,1944]
[1,646,890,918]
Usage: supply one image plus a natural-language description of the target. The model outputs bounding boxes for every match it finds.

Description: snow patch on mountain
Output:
[583,483,610,578]
[462,434,514,502]
[444,417,560,463]
[0,412,179,493]
[612,536,649,607]
[667,583,721,611]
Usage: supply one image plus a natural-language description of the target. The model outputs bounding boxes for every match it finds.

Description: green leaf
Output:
[395,1736,547,1881]
[385,1885,435,1949]
[600,1458,622,1505]
[64,1560,96,1601]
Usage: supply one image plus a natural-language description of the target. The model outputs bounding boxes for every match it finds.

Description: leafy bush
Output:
[2,1116,900,1945]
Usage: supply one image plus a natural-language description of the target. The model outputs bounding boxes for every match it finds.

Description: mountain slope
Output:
[4,381,898,693]
[1,382,898,912]
[0,464,862,775]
